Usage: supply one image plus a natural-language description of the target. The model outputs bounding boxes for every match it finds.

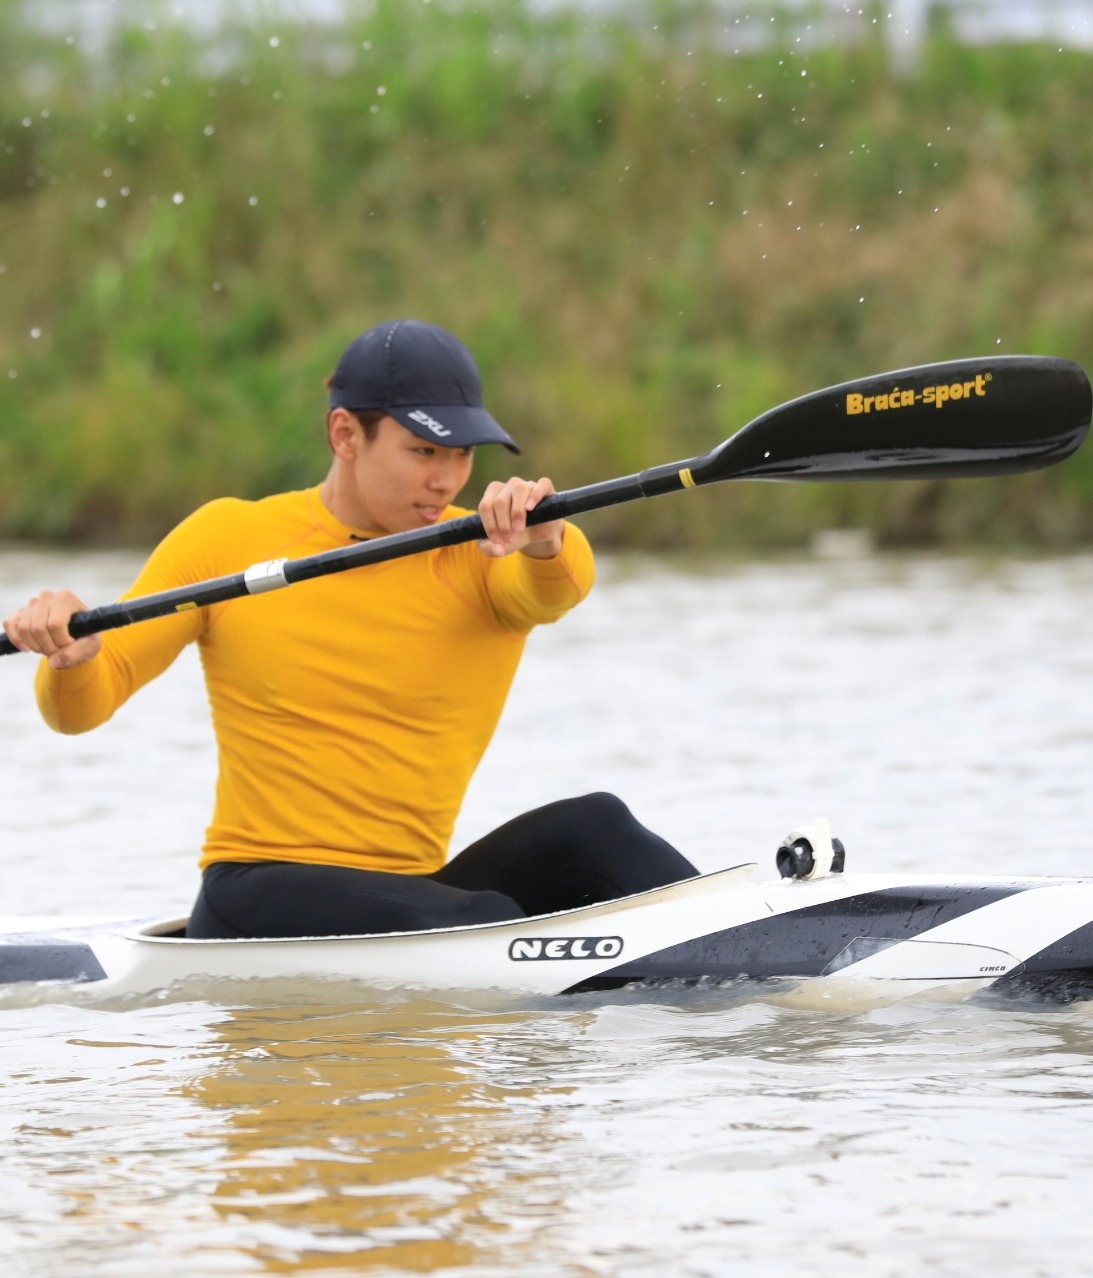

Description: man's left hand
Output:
[478,477,565,559]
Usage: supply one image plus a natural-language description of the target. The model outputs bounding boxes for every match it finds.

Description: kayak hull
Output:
[5,866,1093,1001]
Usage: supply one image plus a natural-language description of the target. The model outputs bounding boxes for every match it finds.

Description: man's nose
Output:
[426,465,455,490]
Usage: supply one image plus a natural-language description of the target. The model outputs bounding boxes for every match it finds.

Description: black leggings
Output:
[186,792,698,939]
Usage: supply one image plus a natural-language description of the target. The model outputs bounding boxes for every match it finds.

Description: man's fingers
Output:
[494,491,515,539]
[45,600,78,651]
[501,481,533,537]
[525,476,557,513]
[481,479,527,542]
[14,593,54,654]
[479,480,504,544]
[48,637,101,670]
[479,476,562,558]
[3,590,101,665]
[1,618,25,651]
[26,592,66,655]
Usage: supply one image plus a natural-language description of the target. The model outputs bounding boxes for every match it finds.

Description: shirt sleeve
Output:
[482,520,595,632]
[34,500,240,734]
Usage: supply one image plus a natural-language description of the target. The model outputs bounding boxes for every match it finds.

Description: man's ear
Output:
[327,408,361,460]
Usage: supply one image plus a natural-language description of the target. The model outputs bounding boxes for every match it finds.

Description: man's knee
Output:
[558,791,634,833]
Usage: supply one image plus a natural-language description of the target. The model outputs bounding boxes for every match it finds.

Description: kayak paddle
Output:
[2,353,1089,655]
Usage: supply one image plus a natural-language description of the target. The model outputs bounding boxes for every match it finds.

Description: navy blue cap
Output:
[328,319,520,454]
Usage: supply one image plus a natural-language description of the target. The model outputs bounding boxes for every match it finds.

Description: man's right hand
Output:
[2,591,103,669]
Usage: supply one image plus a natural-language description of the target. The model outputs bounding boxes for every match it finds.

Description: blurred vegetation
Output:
[1,0,1092,549]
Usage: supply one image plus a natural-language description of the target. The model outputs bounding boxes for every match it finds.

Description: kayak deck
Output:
[6,863,1093,1003]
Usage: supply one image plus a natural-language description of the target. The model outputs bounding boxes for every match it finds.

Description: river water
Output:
[3,546,1093,1276]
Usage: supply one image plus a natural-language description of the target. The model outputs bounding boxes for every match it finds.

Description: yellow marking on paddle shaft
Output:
[175,601,198,612]
[679,467,696,488]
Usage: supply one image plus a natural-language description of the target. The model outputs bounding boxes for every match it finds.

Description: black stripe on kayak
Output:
[564,883,1028,993]
[1014,918,1093,974]
[0,942,107,984]
[984,919,1093,1003]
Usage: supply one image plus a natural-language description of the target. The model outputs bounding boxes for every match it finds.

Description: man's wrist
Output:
[519,526,565,559]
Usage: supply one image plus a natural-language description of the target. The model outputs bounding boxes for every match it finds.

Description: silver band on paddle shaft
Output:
[243,559,290,594]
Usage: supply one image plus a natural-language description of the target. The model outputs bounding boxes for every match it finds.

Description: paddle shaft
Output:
[0,467,678,650]
[2,353,1089,654]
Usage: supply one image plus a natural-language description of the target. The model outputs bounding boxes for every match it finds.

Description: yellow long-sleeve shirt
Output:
[36,486,594,874]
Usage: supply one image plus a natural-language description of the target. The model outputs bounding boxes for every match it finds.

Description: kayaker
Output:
[4,319,698,938]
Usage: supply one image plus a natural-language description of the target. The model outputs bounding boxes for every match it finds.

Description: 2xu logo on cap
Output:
[508,936,624,961]
[407,409,452,438]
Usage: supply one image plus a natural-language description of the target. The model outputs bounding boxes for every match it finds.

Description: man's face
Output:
[345,414,475,535]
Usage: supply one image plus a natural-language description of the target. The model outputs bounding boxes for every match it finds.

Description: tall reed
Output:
[1,1,1090,547]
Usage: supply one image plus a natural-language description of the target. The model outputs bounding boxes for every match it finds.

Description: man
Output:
[4,320,697,937]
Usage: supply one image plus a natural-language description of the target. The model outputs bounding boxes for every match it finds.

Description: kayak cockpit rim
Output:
[126,861,767,945]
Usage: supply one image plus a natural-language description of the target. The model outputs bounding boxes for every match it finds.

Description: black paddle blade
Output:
[692,356,1092,484]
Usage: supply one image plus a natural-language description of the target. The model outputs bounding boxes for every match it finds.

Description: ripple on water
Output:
[6,552,1093,1273]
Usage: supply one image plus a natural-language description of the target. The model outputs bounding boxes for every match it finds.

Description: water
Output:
[4,547,1093,1275]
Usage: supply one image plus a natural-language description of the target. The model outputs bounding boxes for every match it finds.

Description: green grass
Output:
[1,0,1091,548]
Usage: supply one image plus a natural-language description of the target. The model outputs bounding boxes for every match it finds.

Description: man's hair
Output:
[344,408,385,441]
[325,375,385,441]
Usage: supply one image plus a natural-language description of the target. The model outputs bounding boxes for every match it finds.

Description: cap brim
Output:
[389,404,520,454]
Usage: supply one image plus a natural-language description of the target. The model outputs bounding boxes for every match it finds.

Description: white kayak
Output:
[5,848,1093,1003]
